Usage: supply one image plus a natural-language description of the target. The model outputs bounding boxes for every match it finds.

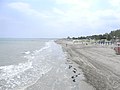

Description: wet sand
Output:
[25,61,95,90]
[24,41,95,90]
[56,39,120,90]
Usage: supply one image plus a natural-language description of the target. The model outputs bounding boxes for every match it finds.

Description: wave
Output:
[24,51,31,55]
[0,41,58,90]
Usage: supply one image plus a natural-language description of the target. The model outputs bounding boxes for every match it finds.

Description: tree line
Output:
[67,29,120,41]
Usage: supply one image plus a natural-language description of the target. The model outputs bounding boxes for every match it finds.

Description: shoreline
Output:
[23,41,95,90]
[55,39,120,90]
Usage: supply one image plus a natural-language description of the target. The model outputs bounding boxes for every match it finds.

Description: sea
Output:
[0,38,95,90]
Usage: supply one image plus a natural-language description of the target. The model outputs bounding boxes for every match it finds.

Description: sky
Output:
[0,0,120,38]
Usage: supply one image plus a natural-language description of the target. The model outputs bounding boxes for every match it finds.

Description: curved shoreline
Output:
[23,41,95,90]
[56,39,120,90]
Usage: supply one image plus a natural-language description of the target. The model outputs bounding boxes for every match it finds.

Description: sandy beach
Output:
[23,41,95,90]
[56,39,120,90]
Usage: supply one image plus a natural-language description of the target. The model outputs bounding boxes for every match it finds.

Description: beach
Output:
[24,40,95,90]
[56,39,120,90]
[0,39,95,90]
[1,39,120,90]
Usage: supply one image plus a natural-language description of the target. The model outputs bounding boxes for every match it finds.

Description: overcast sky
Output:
[0,0,120,38]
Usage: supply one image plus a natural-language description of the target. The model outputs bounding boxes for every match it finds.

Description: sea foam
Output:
[0,41,55,90]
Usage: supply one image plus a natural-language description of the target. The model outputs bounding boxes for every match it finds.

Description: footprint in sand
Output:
[68,65,72,69]
[73,68,77,71]
[71,76,74,79]
[73,79,76,82]
[73,70,76,73]
[68,65,81,82]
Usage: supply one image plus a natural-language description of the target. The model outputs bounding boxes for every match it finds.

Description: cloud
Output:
[7,1,94,27]
[55,0,92,9]
[51,0,120,28]
[8,2,49,18]
[109,0,120,7]
[51,0,94,22]
[7,0,120,36]
[8,2,30,10]
[53,8,65,15]
[8,1,120,27]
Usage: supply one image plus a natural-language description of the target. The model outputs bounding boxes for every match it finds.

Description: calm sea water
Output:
[0,38,56,90]
[0,38,94,90]
[0,38,51,66]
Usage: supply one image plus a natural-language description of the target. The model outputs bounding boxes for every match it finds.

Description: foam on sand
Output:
[0,41,53,90]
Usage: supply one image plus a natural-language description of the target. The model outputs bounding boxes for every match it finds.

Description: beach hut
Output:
[114,42,120,55]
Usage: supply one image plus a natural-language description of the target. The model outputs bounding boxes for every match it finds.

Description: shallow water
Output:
[0,38,49,66]
[0,39,95,90]
[25,42,95,90]
[0,39,51,90]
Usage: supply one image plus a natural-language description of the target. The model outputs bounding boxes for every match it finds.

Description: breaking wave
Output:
[0,41,63,90]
